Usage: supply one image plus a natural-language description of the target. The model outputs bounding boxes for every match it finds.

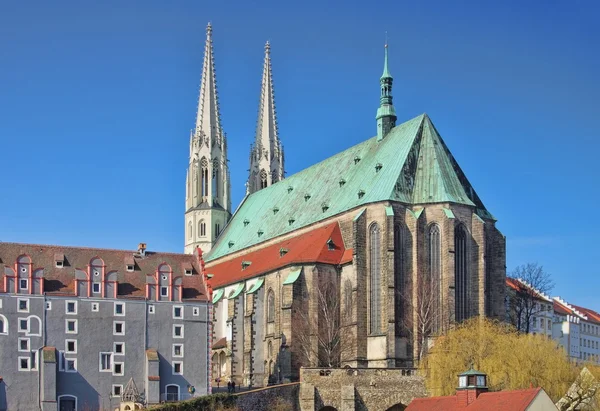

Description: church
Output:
[185,23,507,387]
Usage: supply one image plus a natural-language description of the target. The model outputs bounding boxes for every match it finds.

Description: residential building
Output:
[406,368,557,410]
[0,242,211,411]
[552,298,582,361]
[553,297,600,364]
[197,24,506,386]
[505,278,553,336]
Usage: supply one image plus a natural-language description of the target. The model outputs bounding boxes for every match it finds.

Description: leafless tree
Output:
[402,277,442,363]
[293,280,352,367]
[557,367,600,411]
[507,263,554,333]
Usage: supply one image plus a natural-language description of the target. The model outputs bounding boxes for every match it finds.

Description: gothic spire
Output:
[376,42,397,141]
[247,41,285,194]
[195,22,223,143]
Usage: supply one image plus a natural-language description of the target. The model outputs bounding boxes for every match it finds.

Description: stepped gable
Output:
[206,222,350,289]
[207,113,492,262]
[571,304,600,323]
[0,242,208,300]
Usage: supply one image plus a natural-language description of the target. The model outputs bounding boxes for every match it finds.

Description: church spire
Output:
[195,22,223,143]
[376,42,397,141]
[184,23,231,255]
[247,41,285,195]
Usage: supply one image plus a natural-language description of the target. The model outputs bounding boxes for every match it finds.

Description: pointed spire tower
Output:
[247,41,285,194]
[376,41,397,141]
[184,23,231,255]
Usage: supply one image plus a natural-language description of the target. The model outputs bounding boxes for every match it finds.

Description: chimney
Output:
[456,368,488,407]
[138,243,147,256]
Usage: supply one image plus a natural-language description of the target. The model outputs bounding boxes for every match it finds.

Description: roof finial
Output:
[265,40,271,53]
[206,22,212,36]
[382,34,391,79]
[385,31,388,48]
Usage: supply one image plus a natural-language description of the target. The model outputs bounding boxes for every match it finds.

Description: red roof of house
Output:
[505,278,549,301]
[206,223,351,289]
[407,388,543,411]
[213,337,227,349]
[571,304,600,324]
[554,300,572,316]
[0,242,209,301]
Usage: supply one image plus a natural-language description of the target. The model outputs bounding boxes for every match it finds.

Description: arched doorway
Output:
[58,395,77,411]
[385,404,407,411]
[165,385,179,402]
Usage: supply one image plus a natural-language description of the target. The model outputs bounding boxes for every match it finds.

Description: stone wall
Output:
[300,367,427,411]
[235,383,300,411]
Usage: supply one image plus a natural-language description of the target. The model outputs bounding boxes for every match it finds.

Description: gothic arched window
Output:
[260,169,268,189]
[370,223,382,335]
[394,223,407,336]
[188,221,193,239]
[455,225,469,322]
[200,158,209,197]
[428,224,442,333]
[271,170,278,184]
[212,159,219,199]
[344,280,353,323]
[267,289,275,323]
[199,221,206,237]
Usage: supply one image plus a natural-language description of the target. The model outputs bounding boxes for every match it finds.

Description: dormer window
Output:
[304,194,311,202]
[243,219,250,227]
[279,248,289,257]
[339,179,346,187]
[228,241,235,248]
[288,218,295,226]
[287,186,293,193]
[273,207,279,215]
[182,263,193,276]
[241,261,251,270]
[327,239,335,251]
[322,203,329,213]
[354,156,361,164]
[126,265,134,272]
[375,163,383,172]
[257,229,264,237]
[358,189,365,199]
[54,253,65,268]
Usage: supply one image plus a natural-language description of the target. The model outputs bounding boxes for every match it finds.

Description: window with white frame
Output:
[92,283,100,294]
[112,384,123,397]
[161,286,169,297]
[114,303,125,316]
[18,338,30,352]
[113,362,124,376]
[66,301,77,314]
[46,301,52,310]
[173,306,183,319]
[173,325,184,338]
[0,314,6,335]
[99,352,113,372]
[19,318,29,332]
[91,302,99,312]
[19,356,30,371]
[114,342,125,355]
[113,321,125,336]
[19,351,38,371]
[193,307,200,316]
[66,319,78,334]
[126,264,134,272]
[173,344,184,357]
[65,339,77,354]
[18,299,29,313]
[65,358,77,372]
[19,279,28,291]
[173,361,183,375]
[148,305,155,314]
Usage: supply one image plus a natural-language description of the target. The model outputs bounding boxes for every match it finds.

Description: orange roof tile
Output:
[407,388,543,411]
[207,223,347,289]
[505,278,549,301]
[571,304,600,324]
[554,300,572,316]
[213,337,227,349]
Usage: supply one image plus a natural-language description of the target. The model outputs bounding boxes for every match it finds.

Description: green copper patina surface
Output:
[207,113,492,262]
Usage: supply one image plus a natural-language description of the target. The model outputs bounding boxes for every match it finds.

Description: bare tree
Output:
[403,277,442,363]
[293,280,352,367]
[556,367,600,411]
[507,263,554,333]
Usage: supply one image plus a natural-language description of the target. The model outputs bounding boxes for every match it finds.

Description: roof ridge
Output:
[0,241,190,258]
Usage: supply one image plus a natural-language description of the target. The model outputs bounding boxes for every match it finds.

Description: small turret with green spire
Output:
[376,42,397,141]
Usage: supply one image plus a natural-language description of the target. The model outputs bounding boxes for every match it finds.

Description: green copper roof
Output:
[443,208,455,219]
[246,278,264,294]
[212,288,224,304]
[207,114,493,262]
[283,268,302,285]
[459,368,486,377]
[228,283,245,299]
[385,206,394,216]
[381,44,392,80]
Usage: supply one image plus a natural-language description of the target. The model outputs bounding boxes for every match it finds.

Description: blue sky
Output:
[1,1,599,309]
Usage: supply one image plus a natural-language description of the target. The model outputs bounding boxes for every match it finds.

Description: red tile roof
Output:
[0,242,209,301]
[554,300,572,316]
[407,388,543,411]
[571,304,600,324]
[213,337,227,349]
[505,278,549,301]
[207,223,349,289]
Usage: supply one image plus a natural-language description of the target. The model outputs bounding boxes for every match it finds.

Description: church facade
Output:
[187,24,506,387]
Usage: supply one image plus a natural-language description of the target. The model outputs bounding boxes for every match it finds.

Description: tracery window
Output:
[344,280,353,323]
[201,158,209,197]
[455,225,469,322]
[212,159,219,198]
[394,224,408,336]
[260,169,268,189]
[199,221,206,237]
[370,223,382,335]
[428,224,441,333]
